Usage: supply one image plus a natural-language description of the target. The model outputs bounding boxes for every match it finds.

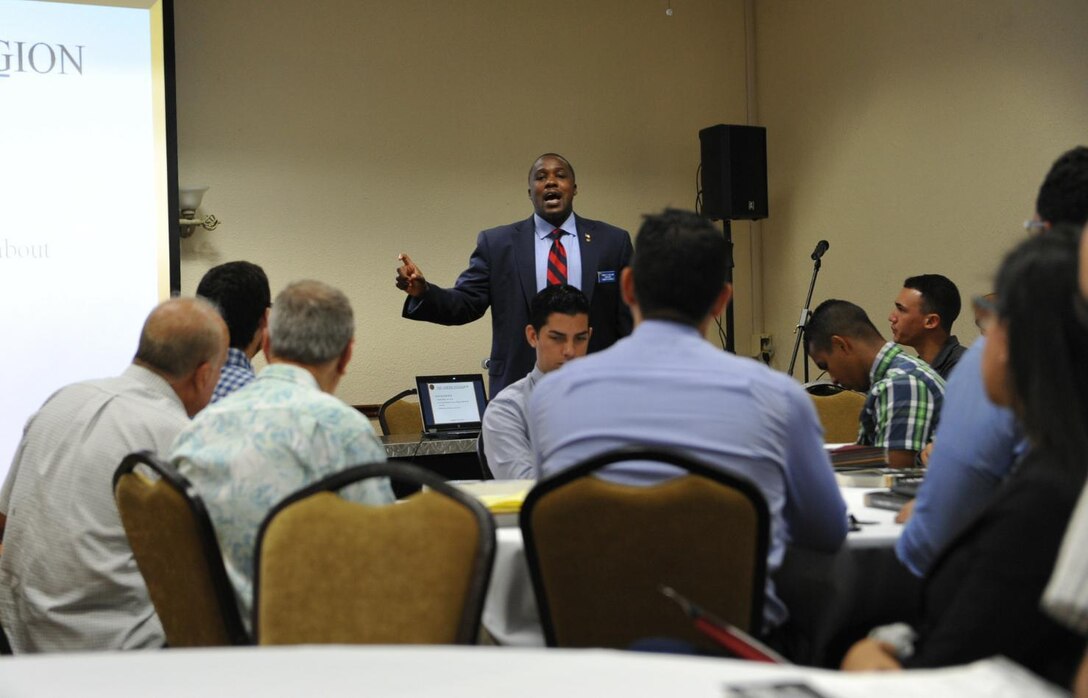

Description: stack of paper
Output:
[451,480,533,526]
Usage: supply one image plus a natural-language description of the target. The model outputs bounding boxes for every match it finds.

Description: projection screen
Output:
[0,0,178,482]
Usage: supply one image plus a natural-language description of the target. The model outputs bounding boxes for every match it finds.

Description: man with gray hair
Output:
[0,297,228,652]
[171,280,394,628]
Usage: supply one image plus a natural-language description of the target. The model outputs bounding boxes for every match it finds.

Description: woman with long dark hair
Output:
[843,224,1088,684]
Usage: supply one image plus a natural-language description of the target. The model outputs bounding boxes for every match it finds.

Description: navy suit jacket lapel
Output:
[576,214,598,304]
[514,216,537,310]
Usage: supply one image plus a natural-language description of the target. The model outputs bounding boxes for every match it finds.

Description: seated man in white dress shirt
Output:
[481,284,591,479]
[0,298,227,652]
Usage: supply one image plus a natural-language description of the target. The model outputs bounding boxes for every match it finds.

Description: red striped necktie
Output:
[546,229,567,286]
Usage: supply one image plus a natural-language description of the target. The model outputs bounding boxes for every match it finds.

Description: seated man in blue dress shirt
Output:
[171,280,395,629]
[196,260,271,402]
[528,208,848,636]
[805,300,945,470]
[482,284,591,479]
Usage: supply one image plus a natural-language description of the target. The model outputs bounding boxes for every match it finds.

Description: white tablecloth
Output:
[0,646,1061,698]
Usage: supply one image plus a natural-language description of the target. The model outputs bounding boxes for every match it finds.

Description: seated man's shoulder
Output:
[717,352,806,394]
[47,373,139,407]
[485,378,527,416]
[307,392,375,429]
[742,359,825,424]
[537,343,632,389]
[883,352,944,386]
[903,351,943,376]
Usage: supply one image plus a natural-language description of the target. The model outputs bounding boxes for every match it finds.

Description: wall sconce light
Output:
[179,185,221,238]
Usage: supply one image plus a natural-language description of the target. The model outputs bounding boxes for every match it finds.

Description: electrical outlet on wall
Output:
[752,334,773,364]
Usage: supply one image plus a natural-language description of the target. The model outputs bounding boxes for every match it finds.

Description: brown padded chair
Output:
[378,388,423,436]
[520,446,769,649]
[113,451,249,647]
[807,385,866,443]
[252,462,495,645]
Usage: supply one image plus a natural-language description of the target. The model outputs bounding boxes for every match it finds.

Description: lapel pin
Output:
[585,233,592,242]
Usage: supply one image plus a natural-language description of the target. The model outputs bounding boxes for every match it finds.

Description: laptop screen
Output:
[415,374,489,433]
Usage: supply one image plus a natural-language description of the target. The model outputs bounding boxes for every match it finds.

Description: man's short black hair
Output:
[903,274,961,333]
[529,284,589,332]
[1036,146,1088,226]
[196,261,271,350]
[632,208,727,327]
[805,299,883,354]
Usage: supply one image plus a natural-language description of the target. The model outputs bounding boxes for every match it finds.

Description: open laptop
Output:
[415,374,489,440]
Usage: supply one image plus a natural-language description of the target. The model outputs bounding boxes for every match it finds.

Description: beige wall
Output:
[176,0,1088,402]
[174,0,752,405]
[754,0,1088,378]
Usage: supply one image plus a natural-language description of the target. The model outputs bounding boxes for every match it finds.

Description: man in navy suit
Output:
[396,153,633,395]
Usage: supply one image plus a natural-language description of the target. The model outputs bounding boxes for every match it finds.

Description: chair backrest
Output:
[520,446,769,649]
[252,462,496,646]
[476,432,494,480]
[112,451,249,647]
[378,388,423,436]
[807,387,865,443]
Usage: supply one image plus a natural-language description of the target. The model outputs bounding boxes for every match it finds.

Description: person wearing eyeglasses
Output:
[843,227,1088,685]
[971,292,998,335]
[896,145,1088,578]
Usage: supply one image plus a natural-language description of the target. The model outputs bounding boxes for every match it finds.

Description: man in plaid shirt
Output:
[806,299,946,469]
[196,261,272,403]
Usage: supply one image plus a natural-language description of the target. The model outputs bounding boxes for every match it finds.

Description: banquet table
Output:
[0,645,1060,698]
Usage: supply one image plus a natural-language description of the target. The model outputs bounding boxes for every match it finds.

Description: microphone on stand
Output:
[788,239,831,380]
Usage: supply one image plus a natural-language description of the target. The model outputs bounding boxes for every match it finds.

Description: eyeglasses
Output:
[1023,219,1048,235]
[972,294,999,333]
[972,294,997,314]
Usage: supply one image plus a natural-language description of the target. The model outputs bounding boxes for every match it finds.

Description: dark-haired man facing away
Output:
[196,261,271,402]
[482,285,591,479]
[888,274,966,379]
[529,208,847,636]
[0,298,227,652]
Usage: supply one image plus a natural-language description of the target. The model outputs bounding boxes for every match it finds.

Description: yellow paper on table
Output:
[476,490,530,514]
[452,480,533,515]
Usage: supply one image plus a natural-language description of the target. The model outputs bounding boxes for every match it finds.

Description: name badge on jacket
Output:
[597,271,617,284]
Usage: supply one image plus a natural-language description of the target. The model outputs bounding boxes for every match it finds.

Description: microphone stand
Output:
[722,219,734,354]
[787,242,828,381]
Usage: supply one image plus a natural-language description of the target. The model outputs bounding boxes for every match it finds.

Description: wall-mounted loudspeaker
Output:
[699,124,768,221]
